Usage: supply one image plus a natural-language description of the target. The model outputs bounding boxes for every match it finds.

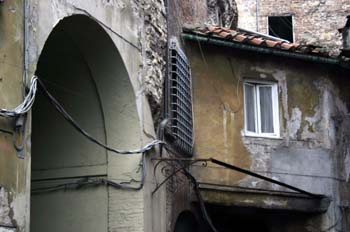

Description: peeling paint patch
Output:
[345,149,350,182]
[0,227,16,232]
[0,188,11,227]
[263,199,288,207]
[102,0,126,8]
[223,109,228,154]
[289,107,302,139]
[9,193,26,230]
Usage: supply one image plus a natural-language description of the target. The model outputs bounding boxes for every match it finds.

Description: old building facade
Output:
[0,0,168,232]
[167,0,350,232]
[182,26,350,231]
[1,0,350,232]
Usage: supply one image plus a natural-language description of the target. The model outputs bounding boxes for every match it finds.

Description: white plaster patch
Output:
[0,188,11,226]
[242,199,255,204]
[0,227,16,232]
[301,105,321,142]
[223,109,228,154]
[10,193,27,230]
[289,107,302,139]
[263,199,287,207]
[230,112,235,128]
[344,148,350,182]
[102,0,126,8]
[260,73,267,79]
[272,70,289,144]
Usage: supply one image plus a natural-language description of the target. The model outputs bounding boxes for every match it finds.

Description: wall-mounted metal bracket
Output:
[13,114,27,159]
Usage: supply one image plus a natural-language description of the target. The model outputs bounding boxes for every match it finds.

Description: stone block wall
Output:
[237,0,350,54]
[135,0,167,124]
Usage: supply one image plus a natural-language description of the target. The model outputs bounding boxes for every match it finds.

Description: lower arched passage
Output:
[174,211,199,232]
[31,14,140,232]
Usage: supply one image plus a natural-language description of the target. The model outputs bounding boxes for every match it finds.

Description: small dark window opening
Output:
[268,16,293,42]
[165,39,193,156]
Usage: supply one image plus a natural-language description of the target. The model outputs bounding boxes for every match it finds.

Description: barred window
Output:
[165,39,193,155]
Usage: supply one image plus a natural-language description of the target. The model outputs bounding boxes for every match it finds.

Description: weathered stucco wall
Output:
[185,41,350,231]
[0,0,167,232]
[0,1,30,231]
[237,0,350,54]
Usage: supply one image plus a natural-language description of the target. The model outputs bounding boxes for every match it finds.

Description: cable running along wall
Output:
[0,76,163,155]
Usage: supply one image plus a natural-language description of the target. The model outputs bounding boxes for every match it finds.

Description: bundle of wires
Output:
[0,76,38,117]
[0,75,164,155]
[36,77,163,154]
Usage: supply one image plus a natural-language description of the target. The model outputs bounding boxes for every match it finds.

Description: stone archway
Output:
[174,211,198,232]
[30,14,140,232]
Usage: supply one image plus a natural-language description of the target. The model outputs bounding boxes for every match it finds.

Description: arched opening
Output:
[174,211,198,232]
[31,15,139,232]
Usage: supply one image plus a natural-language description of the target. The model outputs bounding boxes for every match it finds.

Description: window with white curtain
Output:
[244,81,280,138]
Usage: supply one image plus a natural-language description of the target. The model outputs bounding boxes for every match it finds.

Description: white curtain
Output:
[259,86,274,133]
[245,84,256,132]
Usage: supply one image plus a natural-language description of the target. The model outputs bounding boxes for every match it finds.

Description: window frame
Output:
[267,15,294,43]
[243,80,280,138]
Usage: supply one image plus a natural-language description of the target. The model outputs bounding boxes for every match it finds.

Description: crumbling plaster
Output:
[26,1,167,232]
[186,42,350,231]
[0,0,31,231]
[0,0,167,231]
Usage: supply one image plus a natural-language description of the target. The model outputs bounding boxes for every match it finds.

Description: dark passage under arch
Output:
[174,211,198,232]
[31,14,139,232]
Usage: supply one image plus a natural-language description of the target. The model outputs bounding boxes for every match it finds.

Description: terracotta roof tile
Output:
[264,40,280,48]
[183,26,331,58]
[249,37,265,46]
[234,34,248,42]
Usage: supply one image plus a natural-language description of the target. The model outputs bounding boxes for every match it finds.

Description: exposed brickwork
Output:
[207,0,238,29]
[237,0,350,54]
[134,0,167,123]
[168,0,208,47]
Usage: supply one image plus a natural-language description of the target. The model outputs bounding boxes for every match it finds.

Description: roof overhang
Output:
[182,31,350,70]
[195,183,331,214]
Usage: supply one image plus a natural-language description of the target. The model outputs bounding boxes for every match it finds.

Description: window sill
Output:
[243,133,282,140]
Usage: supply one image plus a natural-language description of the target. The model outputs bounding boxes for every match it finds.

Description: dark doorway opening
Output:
[31,14,137,232]
[174,211,199,232]
[268,16,294,42]
[205,204,317,232]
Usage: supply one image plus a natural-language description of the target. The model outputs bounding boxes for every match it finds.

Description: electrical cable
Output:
[186,171,218,232]
[32,152,147,194]
[36,77,164,155]
[152,150,330,231]
[162,145,219,232]
[0,76,37,117]
[0,75,163,156]
[69,5,141,52]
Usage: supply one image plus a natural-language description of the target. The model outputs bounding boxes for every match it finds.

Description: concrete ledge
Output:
[0,225,16,232]
[195,183,331,213]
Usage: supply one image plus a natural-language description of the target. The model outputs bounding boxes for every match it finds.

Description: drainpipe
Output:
[338,15,350,57]
[181,32,350,69]
[256,0,259,31]
[23,0,29,90]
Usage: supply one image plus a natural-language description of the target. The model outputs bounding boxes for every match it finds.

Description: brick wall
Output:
[168,0,208,46]
[136,0,167,123]
[237,0,350,54]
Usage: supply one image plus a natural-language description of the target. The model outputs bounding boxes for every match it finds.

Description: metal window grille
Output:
[165,39,193,156]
